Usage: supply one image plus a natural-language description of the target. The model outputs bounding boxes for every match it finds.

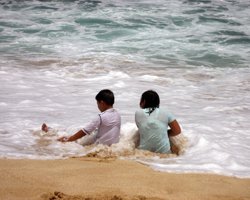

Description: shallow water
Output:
[0,0,250,178]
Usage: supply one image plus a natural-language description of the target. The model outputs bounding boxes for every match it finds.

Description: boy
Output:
[42,89,121,146]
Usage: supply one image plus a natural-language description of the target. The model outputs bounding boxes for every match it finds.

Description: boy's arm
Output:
[67,129,86,141]
[58,115,101,142]
[168,120,181,137]
[58,129,86,142]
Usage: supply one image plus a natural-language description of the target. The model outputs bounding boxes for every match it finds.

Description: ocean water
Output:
[0,0,250,178]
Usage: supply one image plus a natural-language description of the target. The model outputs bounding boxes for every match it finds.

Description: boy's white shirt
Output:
[82,108,121,145]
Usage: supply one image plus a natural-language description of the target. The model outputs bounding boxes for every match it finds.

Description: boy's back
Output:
[84,108,121,145]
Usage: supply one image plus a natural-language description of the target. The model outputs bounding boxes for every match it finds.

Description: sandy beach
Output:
[0,158,249,200]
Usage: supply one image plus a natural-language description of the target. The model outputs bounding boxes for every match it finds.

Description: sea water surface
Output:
[0,0,250,178]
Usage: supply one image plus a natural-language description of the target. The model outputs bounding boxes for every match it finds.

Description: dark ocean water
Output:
[1,0,249,68]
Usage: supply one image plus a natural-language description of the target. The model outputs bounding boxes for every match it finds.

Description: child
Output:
[135,90,181,154]
[42,89,121,146]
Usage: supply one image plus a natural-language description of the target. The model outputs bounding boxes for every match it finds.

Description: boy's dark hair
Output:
[95,89,115,106]
[140,90,160,109]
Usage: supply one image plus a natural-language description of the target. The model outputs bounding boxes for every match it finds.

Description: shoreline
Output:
[0,158,250,200]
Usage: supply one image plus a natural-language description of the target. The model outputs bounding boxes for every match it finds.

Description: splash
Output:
[33,123,188,160]
[78,123,188,159]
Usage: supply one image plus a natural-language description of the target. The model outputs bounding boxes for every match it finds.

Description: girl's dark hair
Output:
[140,90,160,114]
[95,89,114,106]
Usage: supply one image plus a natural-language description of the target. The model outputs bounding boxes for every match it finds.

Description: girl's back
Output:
[135,108,175,153]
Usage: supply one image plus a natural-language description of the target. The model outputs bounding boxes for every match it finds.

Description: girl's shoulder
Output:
[159,108,176,122]
[135,108,145,115]
[158,107,169,113]
[158,107,174,116]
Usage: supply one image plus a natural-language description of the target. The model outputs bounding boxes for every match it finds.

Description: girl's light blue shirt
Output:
[135,108,175,153]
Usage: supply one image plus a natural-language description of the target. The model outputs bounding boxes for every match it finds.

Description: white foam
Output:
[139,75,159,82]
[0,102,8,106]
[0,65,250,178]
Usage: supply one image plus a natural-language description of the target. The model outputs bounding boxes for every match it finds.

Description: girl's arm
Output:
[168,120,181,137]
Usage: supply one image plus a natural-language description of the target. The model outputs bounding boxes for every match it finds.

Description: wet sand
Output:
[0,158,249,200]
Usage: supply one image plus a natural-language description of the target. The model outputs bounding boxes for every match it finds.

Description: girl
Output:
[135,90,181,153]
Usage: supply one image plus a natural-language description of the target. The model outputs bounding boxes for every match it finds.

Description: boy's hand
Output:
[57,136,68,142]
